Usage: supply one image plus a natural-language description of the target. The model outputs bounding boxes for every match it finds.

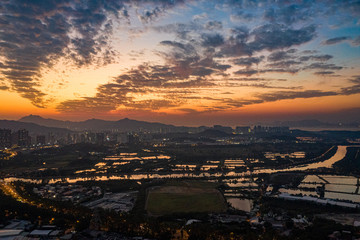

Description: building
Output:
[96,132,105,144]
[0,129,12,148]
[36,135,46,145]
[235,126,250,134]
[13,129,31,147]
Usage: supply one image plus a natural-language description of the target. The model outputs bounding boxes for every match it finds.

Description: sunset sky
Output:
[0,0,359,126]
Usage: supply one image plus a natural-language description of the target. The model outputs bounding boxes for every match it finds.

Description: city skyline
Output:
[0,0,359,126]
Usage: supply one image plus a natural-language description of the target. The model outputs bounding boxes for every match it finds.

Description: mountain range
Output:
[0,119,72,135]
[271,119,359,129]
[0,115,358,135]
[18,115,193,132]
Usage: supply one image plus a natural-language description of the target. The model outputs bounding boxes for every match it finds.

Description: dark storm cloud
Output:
[322,36,351,45]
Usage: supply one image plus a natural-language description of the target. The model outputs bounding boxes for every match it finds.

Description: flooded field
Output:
[227,198,253,212]
[324,192,360,203]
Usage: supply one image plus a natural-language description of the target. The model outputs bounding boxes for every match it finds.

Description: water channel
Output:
[1,145,357,184]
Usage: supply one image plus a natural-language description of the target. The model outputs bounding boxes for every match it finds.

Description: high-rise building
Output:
[16,129,31,146]
[0,129,12,148]
[36,135,46,145]
[96,132,105,144]
[235,126,251,134]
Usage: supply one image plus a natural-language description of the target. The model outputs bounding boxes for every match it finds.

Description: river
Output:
[2,145,357,184]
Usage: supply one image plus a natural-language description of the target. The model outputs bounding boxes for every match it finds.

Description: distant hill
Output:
[196,129,230,138]
[19,115,194,132]
[0,120,71,135]
[272,119,359,129]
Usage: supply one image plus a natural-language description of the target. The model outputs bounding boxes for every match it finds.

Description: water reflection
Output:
[2,145,356,184]
[227,198,253,212]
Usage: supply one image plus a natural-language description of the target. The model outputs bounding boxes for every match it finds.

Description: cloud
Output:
[201,33,224,47]
[263,4,314,25]
[352,36,360,46]
[234,68,299,76]
[349,75,360,84]
[255,90,338,102]
[322,36,351,45]
[217,24,316,58]
[267,60,301,68]
[204,20,222,30]
[341,75,360,95]
[0,85,9,90]
[57,62,215,112]
[0,0,185,107]
[223,90,338,108]
[230,11,254,22]
[314,71,335,75]
[2,0,358,114]
[305,63,343,70]
[249,24,316,52]
[234,69,259,77]
[138,7,162,23]
[267,50,295,62]
[233,56,264,67]
[216,26,252,57]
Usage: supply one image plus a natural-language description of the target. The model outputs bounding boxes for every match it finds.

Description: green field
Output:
[146,185,227,215]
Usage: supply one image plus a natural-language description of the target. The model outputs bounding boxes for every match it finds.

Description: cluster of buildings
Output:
[1,124,292,150]
[82,191,138,213]
[34,184,102,204]
[33,184,137,213]
[0,128,143,149]
[0,219,71,240]
[277,193,360,209]
[212,125,290,135]
[0,129,37,148]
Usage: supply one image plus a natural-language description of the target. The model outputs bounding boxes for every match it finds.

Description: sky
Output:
[0,0,359,126]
